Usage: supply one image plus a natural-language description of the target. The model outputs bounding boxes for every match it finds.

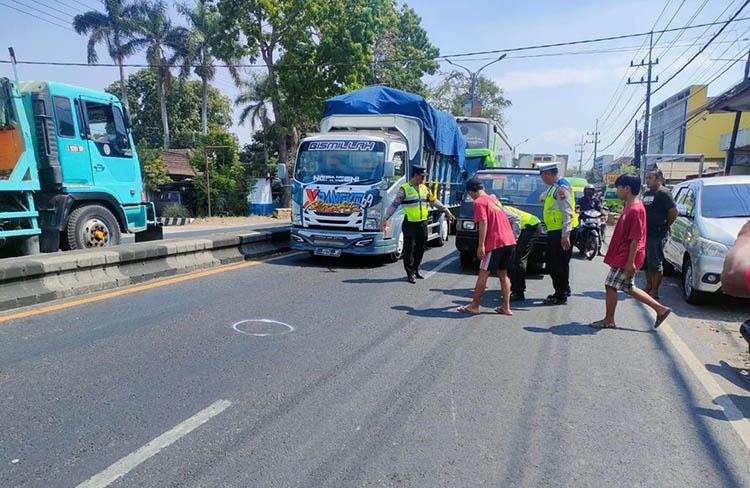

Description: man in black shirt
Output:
[642,169,678,299]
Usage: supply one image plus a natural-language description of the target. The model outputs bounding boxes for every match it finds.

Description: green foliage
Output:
[617,164,639,175]
[136,140,171,190]
[430,71,512,125]
[107,69,232,148]
[161,204,191,218]
[191,129,247,216]
[240,125,280,177]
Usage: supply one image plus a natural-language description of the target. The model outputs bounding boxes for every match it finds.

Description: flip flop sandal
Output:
[654,308,672,329]
[457,305,479,315]
[494,307,513,316]
[590,319,617,329]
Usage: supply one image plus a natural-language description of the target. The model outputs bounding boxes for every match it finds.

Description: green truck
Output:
[1,70,160,257]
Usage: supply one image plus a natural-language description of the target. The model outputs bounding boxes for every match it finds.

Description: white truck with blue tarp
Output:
[286,86,466,260]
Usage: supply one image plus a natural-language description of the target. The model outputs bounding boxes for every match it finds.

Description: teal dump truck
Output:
[0,74,161,257]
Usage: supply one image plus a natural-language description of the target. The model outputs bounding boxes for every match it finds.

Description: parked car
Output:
[664,176,750,304]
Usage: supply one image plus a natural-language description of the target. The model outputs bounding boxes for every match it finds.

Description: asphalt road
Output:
[1,244,749,487]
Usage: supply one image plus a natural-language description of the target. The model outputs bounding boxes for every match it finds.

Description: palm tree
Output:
[73,0,144,110]
[128,0,192,149]
[179,0,242,135]
[235,74,273,165]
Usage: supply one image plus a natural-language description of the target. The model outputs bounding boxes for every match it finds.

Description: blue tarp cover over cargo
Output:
[323,86,466,170]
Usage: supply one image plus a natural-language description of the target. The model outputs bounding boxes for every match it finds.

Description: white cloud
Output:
[495,66,609,91]
[535,127,585,147]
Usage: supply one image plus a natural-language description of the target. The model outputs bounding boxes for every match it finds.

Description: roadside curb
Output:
[157,217,195,226]
[0,226,290,312]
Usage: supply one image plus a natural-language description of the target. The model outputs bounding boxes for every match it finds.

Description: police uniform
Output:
[384,165,451,282]
[505,205,541,299]
[539,162,578,303]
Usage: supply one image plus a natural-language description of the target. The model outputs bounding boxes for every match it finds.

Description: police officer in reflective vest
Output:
[539,162,578,305]
[383,164,454,283]
[504,205,541,301]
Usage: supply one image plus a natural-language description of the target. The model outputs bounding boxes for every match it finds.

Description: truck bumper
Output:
[291,227,398,256]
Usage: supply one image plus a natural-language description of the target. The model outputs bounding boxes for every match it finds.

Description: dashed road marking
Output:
[75,399,232,488]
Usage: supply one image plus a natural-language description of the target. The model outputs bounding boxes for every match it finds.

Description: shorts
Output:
[605,267,634,292]
[480,245,516,274]
[646,236,666,272]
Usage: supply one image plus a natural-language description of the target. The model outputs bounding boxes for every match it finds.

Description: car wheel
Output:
[682,257,704,305]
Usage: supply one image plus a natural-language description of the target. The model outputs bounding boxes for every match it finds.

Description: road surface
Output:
[1,245,748,487]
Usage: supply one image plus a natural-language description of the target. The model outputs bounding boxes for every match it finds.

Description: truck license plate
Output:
[314,248,342,257]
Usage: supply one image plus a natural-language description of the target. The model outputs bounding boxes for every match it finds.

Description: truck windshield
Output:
[458,121,490,149]
[295,140,386,184]
[477,173,548,205]
[701,184,750,218]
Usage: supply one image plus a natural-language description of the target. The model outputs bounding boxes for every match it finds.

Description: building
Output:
[707,77,750,175]
[160,149,197,181]
[593,154,614,175]
[517,153,569,174]
[648,84,750,164]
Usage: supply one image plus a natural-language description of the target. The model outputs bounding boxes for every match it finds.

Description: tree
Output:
[179,0,242,135]
[135,139,171,191]
[430,71,512,126]
[107,69,232,148]
[192,129,247,216]
[72,0,143,110]
[128,0,192,149]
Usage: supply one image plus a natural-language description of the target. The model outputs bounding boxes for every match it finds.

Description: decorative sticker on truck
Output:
[307,141,376,151]
[303,188,381,215]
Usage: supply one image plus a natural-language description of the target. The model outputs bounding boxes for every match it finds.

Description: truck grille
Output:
[303,211,362,230]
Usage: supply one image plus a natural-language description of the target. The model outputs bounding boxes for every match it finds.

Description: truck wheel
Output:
[65,205,121,250]
[460,251,474,268]
[386,231,404,263]
[433,216,449,247]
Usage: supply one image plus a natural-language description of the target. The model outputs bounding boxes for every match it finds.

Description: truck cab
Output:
[1,78,158,255]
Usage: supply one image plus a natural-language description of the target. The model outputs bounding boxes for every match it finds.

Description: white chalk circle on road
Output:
[231,319,295,337]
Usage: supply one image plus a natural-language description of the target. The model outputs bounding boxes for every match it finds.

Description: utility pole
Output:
[446,54,507,117]
[586,118,601,167]
[725,49,750,175]
[575,135,587,175]
[627,31,659,182]
[634,119,642,168]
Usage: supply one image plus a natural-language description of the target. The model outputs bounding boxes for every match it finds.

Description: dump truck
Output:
[0,73,161,257]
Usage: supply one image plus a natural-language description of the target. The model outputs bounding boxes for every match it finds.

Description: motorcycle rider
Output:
[578,184,602,213]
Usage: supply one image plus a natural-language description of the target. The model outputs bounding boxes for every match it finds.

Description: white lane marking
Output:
[232,319,295,337]
[76,399,232,488]
[422,255,459,279]
[660,322,750,452]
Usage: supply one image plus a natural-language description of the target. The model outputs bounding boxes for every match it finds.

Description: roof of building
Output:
[654,160,722,181]
[706,78,750,113]
[160,149,196,178]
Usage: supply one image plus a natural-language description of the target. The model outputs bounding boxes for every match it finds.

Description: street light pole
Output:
[512,138,529,165]
[445,54,507,116]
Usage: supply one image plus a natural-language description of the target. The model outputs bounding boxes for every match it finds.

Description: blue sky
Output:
[1,0,748,169]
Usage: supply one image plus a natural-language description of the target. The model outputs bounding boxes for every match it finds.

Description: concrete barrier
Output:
[0,226,290,311]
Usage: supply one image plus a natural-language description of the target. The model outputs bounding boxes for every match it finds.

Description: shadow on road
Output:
[524,322,599,336]
[392,304,480,319]
[706,360,750,392]
[694,394,750,422]
[344,277,410,284]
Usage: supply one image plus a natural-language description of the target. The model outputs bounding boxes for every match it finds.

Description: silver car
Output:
[664,175,750,304]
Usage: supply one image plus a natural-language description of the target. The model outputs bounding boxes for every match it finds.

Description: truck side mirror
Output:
[123,107,132,130]
[277,163,287,181]
[384,160,396,178]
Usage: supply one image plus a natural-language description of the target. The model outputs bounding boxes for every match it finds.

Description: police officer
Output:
[383,164,454,283]
[539,162,578,305]
[504,205,541,301]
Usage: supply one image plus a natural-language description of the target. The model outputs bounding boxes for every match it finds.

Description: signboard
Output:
[605,173,618,185]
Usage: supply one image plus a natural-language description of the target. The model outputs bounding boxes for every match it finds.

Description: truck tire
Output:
[432,216,449,247]
[65,204,121,250]
[386,231,404,263]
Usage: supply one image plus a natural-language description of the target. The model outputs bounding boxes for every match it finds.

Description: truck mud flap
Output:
[135,223,163,242]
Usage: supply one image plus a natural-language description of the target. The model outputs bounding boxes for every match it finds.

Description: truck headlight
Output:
[697,237,728,258]
[461,220,476,231]
[292,201,302,226]
[364,218,380,231]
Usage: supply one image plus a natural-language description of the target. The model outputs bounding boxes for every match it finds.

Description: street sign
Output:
[605,173,618,185]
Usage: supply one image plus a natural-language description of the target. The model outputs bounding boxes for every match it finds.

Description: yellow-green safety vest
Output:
[543,181,579,231]
[505,205,541,228]
[401,183,432,222]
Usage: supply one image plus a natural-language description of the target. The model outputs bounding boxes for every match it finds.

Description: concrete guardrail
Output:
[0,226,290,312]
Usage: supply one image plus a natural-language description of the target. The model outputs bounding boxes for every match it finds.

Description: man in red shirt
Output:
[458,178,517,316]
[591,174,671,329]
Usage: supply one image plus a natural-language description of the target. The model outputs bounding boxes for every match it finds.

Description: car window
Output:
[683,187,695,215]
[673,186,689,205]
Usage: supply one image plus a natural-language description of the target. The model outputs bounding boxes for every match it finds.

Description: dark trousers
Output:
[402,220,428,277]
[546,229,572,299]
[510,224,540,294]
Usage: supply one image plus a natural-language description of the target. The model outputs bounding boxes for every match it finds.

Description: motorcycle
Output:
[574,209,603,260]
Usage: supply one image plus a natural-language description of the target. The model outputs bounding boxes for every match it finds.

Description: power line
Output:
[12,0,73,24]
[4,15,750,70]
[0,1,73,31]
[35,0,76,19]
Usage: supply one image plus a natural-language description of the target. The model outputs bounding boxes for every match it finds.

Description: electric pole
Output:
[575,135,587,175]
[627,31,659,182]
[634,119,642,168]
[586,118,601,167]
